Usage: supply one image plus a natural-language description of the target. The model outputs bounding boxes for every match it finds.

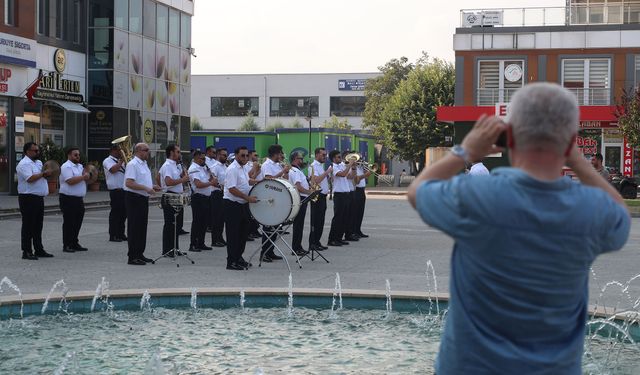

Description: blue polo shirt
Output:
[416,167,630,375]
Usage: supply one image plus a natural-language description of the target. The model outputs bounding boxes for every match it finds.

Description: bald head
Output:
[134,143,150,160]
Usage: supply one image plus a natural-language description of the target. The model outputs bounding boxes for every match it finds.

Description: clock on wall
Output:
[504,64,523,82]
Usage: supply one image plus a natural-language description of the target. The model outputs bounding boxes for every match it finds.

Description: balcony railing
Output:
[476,87,610,106]
[460,4,640,28]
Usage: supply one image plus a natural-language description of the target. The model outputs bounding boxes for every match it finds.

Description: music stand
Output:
[152,194,196,267]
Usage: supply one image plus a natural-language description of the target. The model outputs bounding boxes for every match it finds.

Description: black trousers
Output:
[328,192,350,241]
[308,193,327,246]
[59,193,85,247]
[108,189,127,238]
[353,187,367,235]
[343,190,357,238]
[223,200,250,265]
[161,193,183,253]
[292,200,308,251]
[261,225,280,257]
[126,192,149,260]
[249,217,259,236]
[210,190,225,243]
[190,193,210,247]
[18,194,45,253]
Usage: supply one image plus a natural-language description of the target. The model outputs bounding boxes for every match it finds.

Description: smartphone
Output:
[495,131,507,148]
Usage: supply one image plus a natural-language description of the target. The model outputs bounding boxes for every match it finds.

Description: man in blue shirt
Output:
[408,83,630,374]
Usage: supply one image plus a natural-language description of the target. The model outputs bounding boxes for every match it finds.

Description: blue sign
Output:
[338,79,367,91]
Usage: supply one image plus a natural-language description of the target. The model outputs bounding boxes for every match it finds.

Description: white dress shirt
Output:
[356,166,367,188]
[189,162,212,196]
[289,166,310,197]
[124,156,153,197]
[332,162,351,193]
[223,160,251,204]
[309,160,329,194]
[59,160,87,197]
[205,156,220,170]
[212,163,227,191]
[259,158,283,181]
[103,155,125,190]
[16,157,48,196]
[159,158,184,193]
[469,162,490,176]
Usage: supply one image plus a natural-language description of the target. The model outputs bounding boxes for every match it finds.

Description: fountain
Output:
[240,289,246,310]
[287,273,294,318]
[385,279,393,316]
[140,290,152,311]
[190,288,198,310]
[0,277,23,318]
[330,272,343,317]
[42,280,69,315]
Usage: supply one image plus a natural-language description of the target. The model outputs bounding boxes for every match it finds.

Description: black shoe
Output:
[73,244,88,251]
[206,227,212,232]
[109,236,123,242]
[176,251,185,256]
[128,258,146,265]
[226,263,244,270]
[63,246,76,253]
[344,236,359,242]
[339,240,349,245]
[211,241,226,247]
[246,237,255,242]
[319,244,329,250]
[120,235,128,241]
[238,258,252,268]
[293,249,308,256]
[267,253,283,260]
[249,233,261,239]
[357,233,369,238]
[188,246,201,252]
[198,245,213,251]
[162,252,176,258]
[309,244,325,252]
[22,252,38,260]
[178,230,189,235]
[34,250,54,258]
[141,256,153,263]
[327,240,342,247]
[261,254,273,263]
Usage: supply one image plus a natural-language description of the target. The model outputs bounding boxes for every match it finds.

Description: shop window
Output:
[88,70,114,106]
[477,60,524,105]
[211,97,259,117]
[114,0,128,29]
[129,0,142,33]
[270,97,319,117]
[143,0,155,39]
[37,0,48,35]
[180,13,191,48]
[89,0,113,27]
[562,58,610,105]
[169,8,180,46]
[330,97,367,117]
[89,28,113,69]
[55,0,65,38]
[4,0,15,26]
[72,0,82,43]
[156,4,168,42]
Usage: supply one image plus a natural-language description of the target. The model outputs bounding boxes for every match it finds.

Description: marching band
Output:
[16,141,371,269]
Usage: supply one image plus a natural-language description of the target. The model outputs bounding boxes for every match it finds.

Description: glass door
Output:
[604,145,622,176]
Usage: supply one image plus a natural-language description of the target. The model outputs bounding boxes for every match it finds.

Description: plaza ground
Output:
[0,195,638,311]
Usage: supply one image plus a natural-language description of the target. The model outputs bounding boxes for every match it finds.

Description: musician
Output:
[205,145,219,233]
[245,149,262,239]
[159,144,194,255]
[103,144,127,242]
[188,150,214,253]
[352,161,372,238]
[124,143,160,265]
[342,150,360,242]
[16,142,53,260]
[59,147,90,253]
[288,152,312,256]
[259,144,291,262]
[308,147,332,251]
[210,147,227,247]
[223,146,257,270]
[327,150,355,247]
[175,155,189,236]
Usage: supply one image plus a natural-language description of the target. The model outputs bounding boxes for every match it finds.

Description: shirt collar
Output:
[492,167,573,191]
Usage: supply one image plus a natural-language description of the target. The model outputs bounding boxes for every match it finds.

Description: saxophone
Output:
[308,163,321,202]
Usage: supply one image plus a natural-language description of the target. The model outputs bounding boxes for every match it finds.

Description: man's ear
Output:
[564,135,576,157]
[506,125,515,149]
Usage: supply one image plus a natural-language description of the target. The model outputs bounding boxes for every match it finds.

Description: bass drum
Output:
[249,178,300,226]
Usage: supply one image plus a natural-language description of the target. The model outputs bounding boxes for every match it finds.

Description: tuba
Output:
[112,135,133,164]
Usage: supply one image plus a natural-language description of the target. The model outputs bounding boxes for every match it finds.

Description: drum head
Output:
[249,179,300,226]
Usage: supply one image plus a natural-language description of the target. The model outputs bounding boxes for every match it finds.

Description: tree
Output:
[190,117,203,131]
[265,119,285,132]
[616,87,640,147]
[377,57,455,168]
[237,112,260,131]
[322,115,351,130]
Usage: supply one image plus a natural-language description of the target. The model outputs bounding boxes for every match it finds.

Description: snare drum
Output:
[249,178,300,226]
[161,193,190,209]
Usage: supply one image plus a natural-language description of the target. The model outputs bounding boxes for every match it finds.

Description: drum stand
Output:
[152,202,195,267]
[248,221,302,273]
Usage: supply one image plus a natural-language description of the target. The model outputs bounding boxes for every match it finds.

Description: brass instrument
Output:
[344,152,380,177]
[308,164,321,202]
[111,135,133,164]
[84,164,99,185]
[42,160,60,181]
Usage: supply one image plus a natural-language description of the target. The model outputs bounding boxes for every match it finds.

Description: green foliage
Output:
[265,119,285,132]
[190,117,203,131]
[290,116,304,128]
[39,140,66,166]
[363,56,414,130]
[322,115,351,130]
[375,56,455,165]
[237,112,260,131]
[616,87,640,148]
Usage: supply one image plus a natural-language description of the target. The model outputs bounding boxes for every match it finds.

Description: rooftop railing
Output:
[460,4,640,28]
[476,87,610,106]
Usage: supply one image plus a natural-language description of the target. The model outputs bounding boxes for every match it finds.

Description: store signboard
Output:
[623,139,633,177]
[0,64,28,96]
[338,79,368,91]
[0,32,37,68]
[462,11,503,27]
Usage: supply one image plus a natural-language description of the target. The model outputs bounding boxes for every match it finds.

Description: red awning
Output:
[437,106,618,123]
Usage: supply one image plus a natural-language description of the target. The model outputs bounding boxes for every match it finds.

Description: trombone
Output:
[344,153,381,177]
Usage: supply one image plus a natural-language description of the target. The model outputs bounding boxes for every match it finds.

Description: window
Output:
[89,0,113,27]
[180,13,191,48]
[55,0,65,38]
[635,55,640,89]
[270,97,319,117]
[129,0,142,33]
[4,0,15,26]
[143,0,155,38]
[114,0,128,29]
[211,97,259,117]
[37,0,49,35]
[72,0,81,43]
[477,60,524,105]
[562,58,610,105]
[89,28,113,68]
[330,97,367,117]
[169,8,180,45]
[156,4,168,42]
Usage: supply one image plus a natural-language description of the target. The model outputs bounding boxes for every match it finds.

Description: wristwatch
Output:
[450,145,470,164]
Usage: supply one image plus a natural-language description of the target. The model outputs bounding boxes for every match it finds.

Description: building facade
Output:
[0,0,193,194]
[190,73,380,131]
[438,1,640,175]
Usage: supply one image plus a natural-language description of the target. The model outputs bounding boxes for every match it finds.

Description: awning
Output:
[436,105,618,123]
[48,99,91,114]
